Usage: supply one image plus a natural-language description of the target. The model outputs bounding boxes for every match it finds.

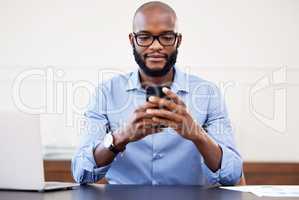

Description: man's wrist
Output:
[112,130,130,151]
[191,125,208,146]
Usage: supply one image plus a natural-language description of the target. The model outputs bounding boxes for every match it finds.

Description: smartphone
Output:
[145,86,169,101]
[145,86,170,129]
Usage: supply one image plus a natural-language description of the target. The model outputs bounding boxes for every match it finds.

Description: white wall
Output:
[0,0,298,161]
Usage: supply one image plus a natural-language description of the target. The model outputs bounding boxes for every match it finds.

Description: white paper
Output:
[221,185,299,197]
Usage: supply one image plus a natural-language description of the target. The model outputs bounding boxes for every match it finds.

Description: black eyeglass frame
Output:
[132,32,179,47]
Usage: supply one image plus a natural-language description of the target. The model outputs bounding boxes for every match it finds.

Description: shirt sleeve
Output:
[201,84,243,186]
[71,84,112,184]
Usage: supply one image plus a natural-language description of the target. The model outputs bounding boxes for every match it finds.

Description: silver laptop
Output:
[0,110,78,191]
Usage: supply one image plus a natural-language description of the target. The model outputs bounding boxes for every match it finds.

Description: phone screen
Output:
[145,86,168,101]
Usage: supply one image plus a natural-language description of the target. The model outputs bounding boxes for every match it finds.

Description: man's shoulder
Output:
[106,71,133,84]
[96,70,134,91]
[181,70,219,95]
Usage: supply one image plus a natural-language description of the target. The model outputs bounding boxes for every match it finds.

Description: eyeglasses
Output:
[133,32,178,47]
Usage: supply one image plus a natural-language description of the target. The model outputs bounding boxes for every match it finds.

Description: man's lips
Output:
[145,54,167,62]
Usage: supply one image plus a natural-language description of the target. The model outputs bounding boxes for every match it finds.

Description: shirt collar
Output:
[125,68,142,91]
[125,66,190,94]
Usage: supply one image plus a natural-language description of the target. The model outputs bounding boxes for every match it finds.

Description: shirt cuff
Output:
[72,140,112,184]
[218,144,243,185]
[201,144,242,186]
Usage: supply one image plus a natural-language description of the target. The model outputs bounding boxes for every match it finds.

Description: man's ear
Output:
[129,33,134,46]
[176,34,182,48]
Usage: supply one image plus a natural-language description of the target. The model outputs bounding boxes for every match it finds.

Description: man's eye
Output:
[161,35,175,41]
[138,35,151,40]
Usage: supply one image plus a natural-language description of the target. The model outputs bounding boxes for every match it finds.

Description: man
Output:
[72,1,243,186]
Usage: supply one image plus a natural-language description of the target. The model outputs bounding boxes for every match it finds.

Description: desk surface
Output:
[0,185,296,200]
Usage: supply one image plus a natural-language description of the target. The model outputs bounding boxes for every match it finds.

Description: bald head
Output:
[133,1,177,32]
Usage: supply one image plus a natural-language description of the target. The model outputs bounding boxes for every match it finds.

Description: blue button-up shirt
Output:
[72,66,243,186]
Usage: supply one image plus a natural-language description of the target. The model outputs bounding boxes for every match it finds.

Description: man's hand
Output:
[94,101,162,167]
[146,87,205,142]
[115,101,163,145]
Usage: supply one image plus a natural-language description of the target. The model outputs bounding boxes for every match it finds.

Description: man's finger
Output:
[133,112,155,123]
[135,119,163,135]
[162,87,186,107]
[135,102,158,112]
[146,108,182,123]
[148,96,178,111]
[152,117,181,130]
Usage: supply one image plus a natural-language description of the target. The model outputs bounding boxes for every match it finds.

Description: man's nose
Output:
[149,38,163,50]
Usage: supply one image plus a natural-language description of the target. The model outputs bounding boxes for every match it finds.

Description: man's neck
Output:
[139,67,174,89]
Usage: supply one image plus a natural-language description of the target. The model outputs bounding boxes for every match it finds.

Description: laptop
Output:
[0,110,78,191]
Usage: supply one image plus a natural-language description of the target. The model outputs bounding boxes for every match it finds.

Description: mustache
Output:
[144,53,168,59]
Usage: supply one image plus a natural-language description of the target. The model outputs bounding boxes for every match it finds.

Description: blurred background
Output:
[0,0,298,184]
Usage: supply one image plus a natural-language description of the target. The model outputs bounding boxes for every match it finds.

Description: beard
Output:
[133,44,178,77]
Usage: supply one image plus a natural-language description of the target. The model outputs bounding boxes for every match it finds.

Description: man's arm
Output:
[72,84,163,184]
[93,130,128,167]
[71,85,113,184]
[203,84,243,185]
[191,129,222,172]
[147,86,243,185]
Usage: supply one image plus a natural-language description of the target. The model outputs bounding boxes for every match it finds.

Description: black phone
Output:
[145,86,169,101]
[145,86,170,129]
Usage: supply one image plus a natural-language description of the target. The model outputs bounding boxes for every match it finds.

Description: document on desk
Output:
[221,185,299,197]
